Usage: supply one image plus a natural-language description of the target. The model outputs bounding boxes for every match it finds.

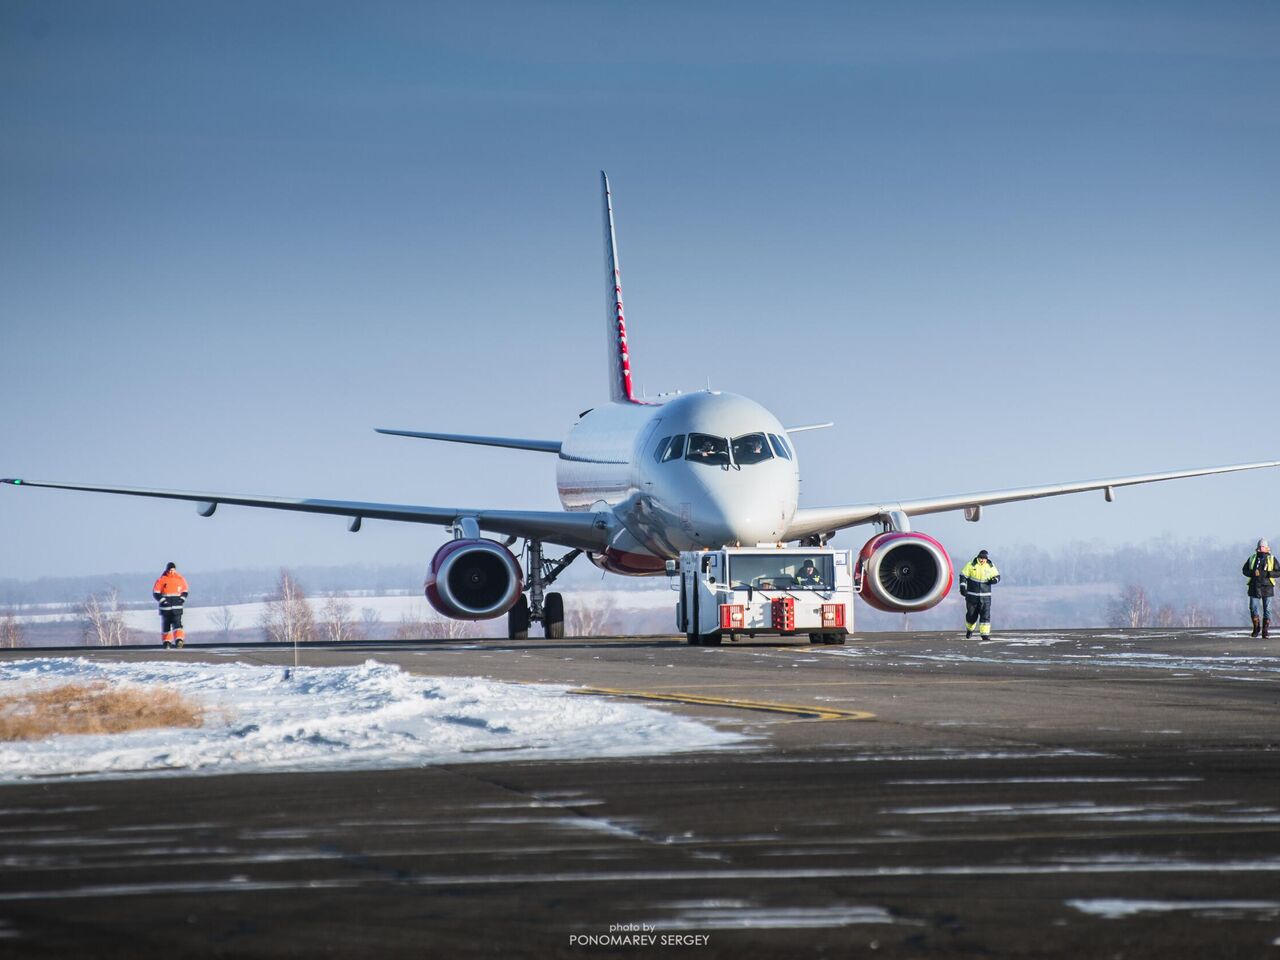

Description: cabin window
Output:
[660,434,686,463]
[653,436,672,463]
[768,433,793,461]
[685,433,730,466]
[732,433,773,466]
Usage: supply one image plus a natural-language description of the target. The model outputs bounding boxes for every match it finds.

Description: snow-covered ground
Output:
[829,634,1280,680]
[0,658,745,783]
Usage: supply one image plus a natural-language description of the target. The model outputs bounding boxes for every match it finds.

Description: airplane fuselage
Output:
[557,391,800,572]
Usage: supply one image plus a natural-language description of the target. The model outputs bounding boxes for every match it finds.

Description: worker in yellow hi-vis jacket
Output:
[959,550,1000,639]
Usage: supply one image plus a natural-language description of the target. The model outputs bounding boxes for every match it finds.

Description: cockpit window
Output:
[653,436,672,463]
[659,434,686,463]
[685,433,730,466]
[768,433,793,461]
[732,433,773,465]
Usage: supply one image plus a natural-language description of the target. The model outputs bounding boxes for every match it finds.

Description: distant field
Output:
[5,580,1237,648]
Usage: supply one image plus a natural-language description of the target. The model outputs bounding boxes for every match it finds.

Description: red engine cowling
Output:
[425,539,524,620]
[856,531,953,613]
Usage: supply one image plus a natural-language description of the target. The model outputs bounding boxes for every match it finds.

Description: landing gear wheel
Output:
[543,592,565,639]
[508,595,530,640]
[703,633,723,647]
[823,635,846,646]
[808,633,823,644]
[686,631,701,646]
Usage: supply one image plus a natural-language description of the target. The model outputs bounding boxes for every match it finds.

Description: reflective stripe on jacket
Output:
[959,560,1001,597]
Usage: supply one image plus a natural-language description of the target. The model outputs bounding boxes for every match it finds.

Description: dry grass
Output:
[0,681,204,740]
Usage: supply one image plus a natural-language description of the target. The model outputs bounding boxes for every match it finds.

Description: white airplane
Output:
[5,173,1278,640]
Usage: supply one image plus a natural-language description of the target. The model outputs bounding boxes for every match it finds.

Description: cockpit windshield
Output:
[729,554,834,591]
[685,433,730,466]
[657,434,686,463]
[732,433,773,465]
[767,433,793,461]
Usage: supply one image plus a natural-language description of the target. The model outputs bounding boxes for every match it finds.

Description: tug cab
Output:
[671,547,854,646]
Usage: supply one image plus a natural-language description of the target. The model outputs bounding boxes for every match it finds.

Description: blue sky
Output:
[2,1,1277,580]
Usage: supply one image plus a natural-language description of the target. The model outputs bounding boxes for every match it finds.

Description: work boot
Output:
[965,628,973,639]
[1252,616,1262,638]
[163,641,172,649]
[1264,620,1271,639]
[175,638,184,648]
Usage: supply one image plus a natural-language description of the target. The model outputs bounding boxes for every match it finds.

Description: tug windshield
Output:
[729,554,834,591]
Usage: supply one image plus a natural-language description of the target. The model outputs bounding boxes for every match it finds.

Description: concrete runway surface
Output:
[1,628,1278,958]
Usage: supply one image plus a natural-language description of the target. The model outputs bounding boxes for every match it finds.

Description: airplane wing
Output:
[785,459,1280,541]
[0,478,611,551]
[374,429,561,453]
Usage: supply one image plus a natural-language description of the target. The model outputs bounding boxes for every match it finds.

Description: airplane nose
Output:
[693,486,787,546]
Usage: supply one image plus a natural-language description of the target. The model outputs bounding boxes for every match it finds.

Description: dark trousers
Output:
[965,595,991,626]
[160,608,184,636]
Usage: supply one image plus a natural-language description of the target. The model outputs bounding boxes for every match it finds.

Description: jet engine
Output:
[425,539,524,620]
[856,531,953,613]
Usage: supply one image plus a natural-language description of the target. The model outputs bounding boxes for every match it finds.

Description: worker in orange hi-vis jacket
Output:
[152,562,189,648]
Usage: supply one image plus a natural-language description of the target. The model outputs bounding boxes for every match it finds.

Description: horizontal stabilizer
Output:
[375,429,561,454]
[785,422,834,434]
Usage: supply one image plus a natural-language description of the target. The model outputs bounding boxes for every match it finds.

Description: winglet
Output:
[602,171,640,404]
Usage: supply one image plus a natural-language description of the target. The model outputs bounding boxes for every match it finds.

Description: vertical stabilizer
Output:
[602,171,639,403]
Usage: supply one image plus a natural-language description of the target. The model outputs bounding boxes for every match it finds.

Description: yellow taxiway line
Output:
[570,686,875,721]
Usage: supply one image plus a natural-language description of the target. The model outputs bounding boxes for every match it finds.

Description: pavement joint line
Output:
[569,686,875,721]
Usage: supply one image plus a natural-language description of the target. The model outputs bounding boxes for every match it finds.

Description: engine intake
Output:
[425,539,523,620]
[856,531,953,613]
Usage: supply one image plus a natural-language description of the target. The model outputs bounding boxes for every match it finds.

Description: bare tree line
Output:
[1,610,23,648]
[78,589,131,646]
[1107,585,1213,629]
[258,570,387,643]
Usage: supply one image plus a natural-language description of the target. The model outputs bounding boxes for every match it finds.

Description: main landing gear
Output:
[508,540,581,640]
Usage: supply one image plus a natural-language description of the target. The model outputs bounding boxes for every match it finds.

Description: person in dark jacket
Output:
[152,562,189,648]
[1242,539,1278,638]
[959,550,1001,638]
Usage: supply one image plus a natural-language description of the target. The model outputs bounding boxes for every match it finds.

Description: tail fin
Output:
[602,171,640,403]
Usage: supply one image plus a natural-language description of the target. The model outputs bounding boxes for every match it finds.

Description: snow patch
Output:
[0,658,743,782]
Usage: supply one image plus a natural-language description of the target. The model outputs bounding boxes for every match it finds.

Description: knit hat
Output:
[165,562,177,572]
[977,550,990,560]
[1258,540,1270,553]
